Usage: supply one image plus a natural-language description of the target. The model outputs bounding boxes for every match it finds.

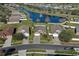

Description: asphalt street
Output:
[1,44,79,51]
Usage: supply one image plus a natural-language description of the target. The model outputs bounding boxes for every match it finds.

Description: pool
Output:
[19,7,66,23]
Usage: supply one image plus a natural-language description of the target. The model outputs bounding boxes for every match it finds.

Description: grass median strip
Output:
[27,49,46,52]
[55,50,79,55]
[26,53,47,56]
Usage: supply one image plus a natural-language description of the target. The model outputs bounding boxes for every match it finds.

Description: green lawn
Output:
[40,33,52,43]
[64,22,79,26]
[55,50,79,55]
[29,34,34,43]
[0,38,5,45]
[34,23,47,25]
[27,49,46,52]
[29,26,34,43]
[26,53,47,56]
[0,40,5,44]
[12,39,22,45]
[12,34,23,45]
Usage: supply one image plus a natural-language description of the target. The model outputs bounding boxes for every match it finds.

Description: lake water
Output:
[19,7,66,23]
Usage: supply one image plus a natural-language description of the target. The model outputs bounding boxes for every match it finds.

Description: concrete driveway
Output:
[33,33,40,44]
[52,36,61,45]
[3,35,12,47]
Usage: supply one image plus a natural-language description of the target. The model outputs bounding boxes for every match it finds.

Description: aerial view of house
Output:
[1,3,79,56]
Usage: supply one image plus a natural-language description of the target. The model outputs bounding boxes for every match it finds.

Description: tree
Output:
[12,33,24,40]
[0,37,5,44]
[59,29,75,42]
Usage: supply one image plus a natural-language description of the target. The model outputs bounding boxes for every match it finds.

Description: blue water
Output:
[19,7,65,23]
[49,16,61,23]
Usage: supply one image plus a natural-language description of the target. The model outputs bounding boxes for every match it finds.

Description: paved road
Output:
[18,38,29,56]
[3,35,12,47]
[1,44,79,51]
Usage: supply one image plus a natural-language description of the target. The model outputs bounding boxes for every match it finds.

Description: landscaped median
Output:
[26,49,47,56]
[27,49,46,52]
[26,53,47,56]
[55,50,79,55]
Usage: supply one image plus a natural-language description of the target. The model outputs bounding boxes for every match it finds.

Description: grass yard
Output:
[12,39,22,45]
[26,53,47,56]
[40,33,52,43]
[64,22,79,26]
[27,49,46,52]
[29,26,34,43]
[0,39,5,44]
[55,50,79,55]
[12,34,23,45]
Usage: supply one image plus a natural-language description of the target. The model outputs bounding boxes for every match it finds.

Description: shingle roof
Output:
[8,14,21,22]
[18,25,29,33]
[35,25,46,33]
[50,25,62,33]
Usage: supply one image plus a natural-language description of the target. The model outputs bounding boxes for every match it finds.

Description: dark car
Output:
[64,47,73,50]
[2,48,16,56]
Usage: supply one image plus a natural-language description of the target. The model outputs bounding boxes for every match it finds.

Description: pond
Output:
[19,7,66,23]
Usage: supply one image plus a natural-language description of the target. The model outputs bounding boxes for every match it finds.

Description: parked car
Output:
[2,48,16,56]
[64,47,73,50]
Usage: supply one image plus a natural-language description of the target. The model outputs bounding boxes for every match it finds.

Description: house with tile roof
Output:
[0,27,14,39]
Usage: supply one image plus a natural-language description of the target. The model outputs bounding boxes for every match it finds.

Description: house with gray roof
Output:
[34,25,46,34]
[7,10,27,24]
[50,25,63,34]
[49,25,63,38]
[7,14,21,24]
